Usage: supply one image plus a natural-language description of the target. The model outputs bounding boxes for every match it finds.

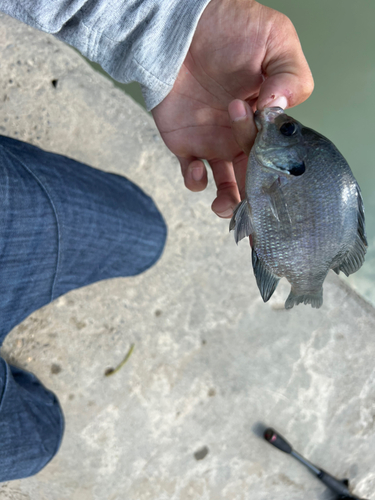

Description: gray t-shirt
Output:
[0,0,211,110]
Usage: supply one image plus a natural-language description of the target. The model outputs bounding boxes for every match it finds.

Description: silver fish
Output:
[230,107,367,309]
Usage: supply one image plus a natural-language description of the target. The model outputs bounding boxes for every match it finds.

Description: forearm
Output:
[0,0,211,110]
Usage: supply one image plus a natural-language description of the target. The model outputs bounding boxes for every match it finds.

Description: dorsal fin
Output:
[334,184,367,276]
[336,236,367,276]
[252,249,279,302]
[356,184,367,246]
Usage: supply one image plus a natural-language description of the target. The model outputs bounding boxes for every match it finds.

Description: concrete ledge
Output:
[0,13,374,500]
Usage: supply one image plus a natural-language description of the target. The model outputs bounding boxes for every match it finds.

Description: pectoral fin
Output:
[263,179,291,226]
[229,200,253,244]
[252,249,279,302]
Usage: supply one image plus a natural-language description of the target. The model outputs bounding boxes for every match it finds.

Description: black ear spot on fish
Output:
[280,122,297,136]
[289,162,305,176]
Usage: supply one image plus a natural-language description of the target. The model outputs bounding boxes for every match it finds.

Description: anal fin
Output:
[229,200,253,244]
[252,249,279,302]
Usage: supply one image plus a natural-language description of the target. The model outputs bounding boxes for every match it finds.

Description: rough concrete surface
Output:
[0,13,374,500]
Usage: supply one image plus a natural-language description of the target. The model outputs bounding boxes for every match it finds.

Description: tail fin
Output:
[285,288,323,310]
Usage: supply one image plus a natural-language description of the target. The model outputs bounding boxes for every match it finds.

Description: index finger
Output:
[257,7,314,110]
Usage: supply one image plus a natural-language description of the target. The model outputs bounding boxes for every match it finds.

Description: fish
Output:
[229,107,367,309]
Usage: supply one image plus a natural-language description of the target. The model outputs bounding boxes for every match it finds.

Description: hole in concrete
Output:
[194,446,209,461]
[201,340,207,345]
[51,79,58,88]
[154,309,162,317]
[208,388,216,397]
[51,363,62,374]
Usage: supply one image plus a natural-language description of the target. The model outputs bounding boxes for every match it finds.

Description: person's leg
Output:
[0,136,167,342]
[0,136,167,481]
[0,359,64,482]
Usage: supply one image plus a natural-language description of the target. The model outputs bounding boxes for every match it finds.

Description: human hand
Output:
[152,0,314,218]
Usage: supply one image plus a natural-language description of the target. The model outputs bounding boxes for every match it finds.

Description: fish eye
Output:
[280,122,297,136]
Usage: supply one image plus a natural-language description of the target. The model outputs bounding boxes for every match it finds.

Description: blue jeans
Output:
[0,136,167,482]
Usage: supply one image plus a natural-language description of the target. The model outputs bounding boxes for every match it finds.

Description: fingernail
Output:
[265,96,288,109]
[191,165,204,182]
[217,208,233,218]
[228,100,248,122]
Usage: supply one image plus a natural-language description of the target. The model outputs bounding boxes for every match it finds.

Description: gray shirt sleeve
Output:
[0,0,212,110]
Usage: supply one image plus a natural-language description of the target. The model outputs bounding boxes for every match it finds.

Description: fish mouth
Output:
[254,107,284,131]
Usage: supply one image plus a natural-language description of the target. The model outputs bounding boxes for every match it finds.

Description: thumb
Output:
[257,10,314,110]
[228,99,256,156]
[228,99,257,199]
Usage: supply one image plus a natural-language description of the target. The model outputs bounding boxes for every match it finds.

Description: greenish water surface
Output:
[87,0,375,305]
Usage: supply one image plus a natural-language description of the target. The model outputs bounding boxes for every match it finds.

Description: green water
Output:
[87,60,147,110]
[87,0,375,304]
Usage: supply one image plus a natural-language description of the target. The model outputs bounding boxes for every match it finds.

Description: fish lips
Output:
[254,107,284,131]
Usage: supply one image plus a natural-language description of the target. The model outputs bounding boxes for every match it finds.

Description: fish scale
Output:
[230,107,367,309]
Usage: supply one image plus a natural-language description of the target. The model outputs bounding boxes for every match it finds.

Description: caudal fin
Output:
[285,288,323,310]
